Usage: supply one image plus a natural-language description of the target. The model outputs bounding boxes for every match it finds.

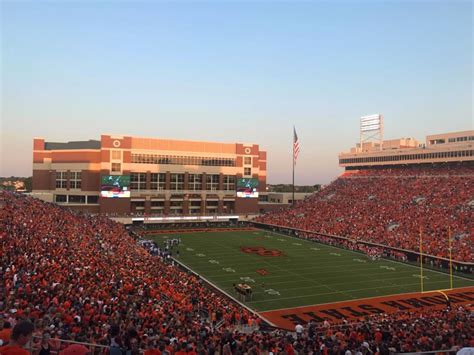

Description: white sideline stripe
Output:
[259,285,474,313]
[249,281,455,304]
[226,273,446,290]
[245,278,455,298]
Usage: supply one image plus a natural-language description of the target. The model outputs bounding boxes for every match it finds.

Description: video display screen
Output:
[100,175,130,198]
[236,178,259,198]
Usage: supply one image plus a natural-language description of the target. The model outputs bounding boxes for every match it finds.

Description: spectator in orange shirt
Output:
[0,321,12,346]
[0,321,34,355]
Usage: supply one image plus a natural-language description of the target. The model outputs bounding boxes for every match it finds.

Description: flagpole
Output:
[292,126,295,206]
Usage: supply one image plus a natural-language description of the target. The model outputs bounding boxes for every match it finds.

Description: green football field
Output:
[151,229,474,312]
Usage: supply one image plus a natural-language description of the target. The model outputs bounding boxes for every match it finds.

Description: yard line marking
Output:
[155,230,473,310]
[240,276,255,283]
[197,236,353,300]
[184,261,453,280]
[196,253,206,257]
[209,259,220,264]
[264,289,280,296]
[247,279,456,304]
[262,230,474,282]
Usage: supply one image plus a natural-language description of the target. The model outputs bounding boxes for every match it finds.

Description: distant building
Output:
[32,134,267,215]
[0,178,27,191]
[258,192,312,211]
[339,130,474,168]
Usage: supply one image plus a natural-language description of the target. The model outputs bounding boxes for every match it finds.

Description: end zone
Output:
[259,286,474,330]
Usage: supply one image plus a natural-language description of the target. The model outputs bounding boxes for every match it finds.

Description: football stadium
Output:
[2,125,473,354]
[2,2,474,355]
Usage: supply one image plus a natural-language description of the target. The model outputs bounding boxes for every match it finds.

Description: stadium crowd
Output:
[257,165,474,262]
[1,191,473,354]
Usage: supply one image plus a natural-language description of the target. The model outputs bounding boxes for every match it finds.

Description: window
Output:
[244,167,252,176]
[87,196,99,204]
[206,174,219,190]
[151,201,165,208]
[188,174,202,191]
[55,171,67,189]
[170,174,184,191]
[55,194,67,203]
[130,173,146,191]
[244,157,252,165]
[131,153,236,167]
[132,201,145,210]
[206,201,219,213]
[190,200,201,208]
[151,173,166,190]
[69,195,86,204]
[170,201,183,208]
[111,150,121,160]
[223,175,235,191]
[70,171,82,189]
[111,163,121,173]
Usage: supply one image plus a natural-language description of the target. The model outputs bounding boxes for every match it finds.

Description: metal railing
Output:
[27,336,110,355]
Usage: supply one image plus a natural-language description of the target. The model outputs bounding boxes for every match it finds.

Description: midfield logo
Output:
[240,246,284,257]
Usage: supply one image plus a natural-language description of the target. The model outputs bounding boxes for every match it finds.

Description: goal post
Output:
[419,227,424,293]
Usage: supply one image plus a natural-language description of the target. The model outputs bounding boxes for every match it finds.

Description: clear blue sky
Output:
[1,0,472,184]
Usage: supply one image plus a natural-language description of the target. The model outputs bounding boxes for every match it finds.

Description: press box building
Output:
[32,135,267,215]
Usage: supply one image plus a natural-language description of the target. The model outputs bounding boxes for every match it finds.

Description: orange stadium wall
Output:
[33,138,45,151]
[45,151,102,163]
[235,143,259,156]
[101,135,133,150]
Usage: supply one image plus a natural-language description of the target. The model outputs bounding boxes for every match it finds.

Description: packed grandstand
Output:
[1,160,473,354]
[257,164,474,263]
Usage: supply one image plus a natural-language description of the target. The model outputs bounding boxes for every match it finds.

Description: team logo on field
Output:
[256,268,269,276]
[240,246,284,257]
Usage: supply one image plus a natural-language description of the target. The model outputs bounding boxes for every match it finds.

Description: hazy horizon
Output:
[1,0,473,184]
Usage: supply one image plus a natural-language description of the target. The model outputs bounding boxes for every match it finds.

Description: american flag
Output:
[293,127,300,165]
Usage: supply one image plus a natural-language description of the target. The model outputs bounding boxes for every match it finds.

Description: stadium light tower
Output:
[360,114,384,151]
